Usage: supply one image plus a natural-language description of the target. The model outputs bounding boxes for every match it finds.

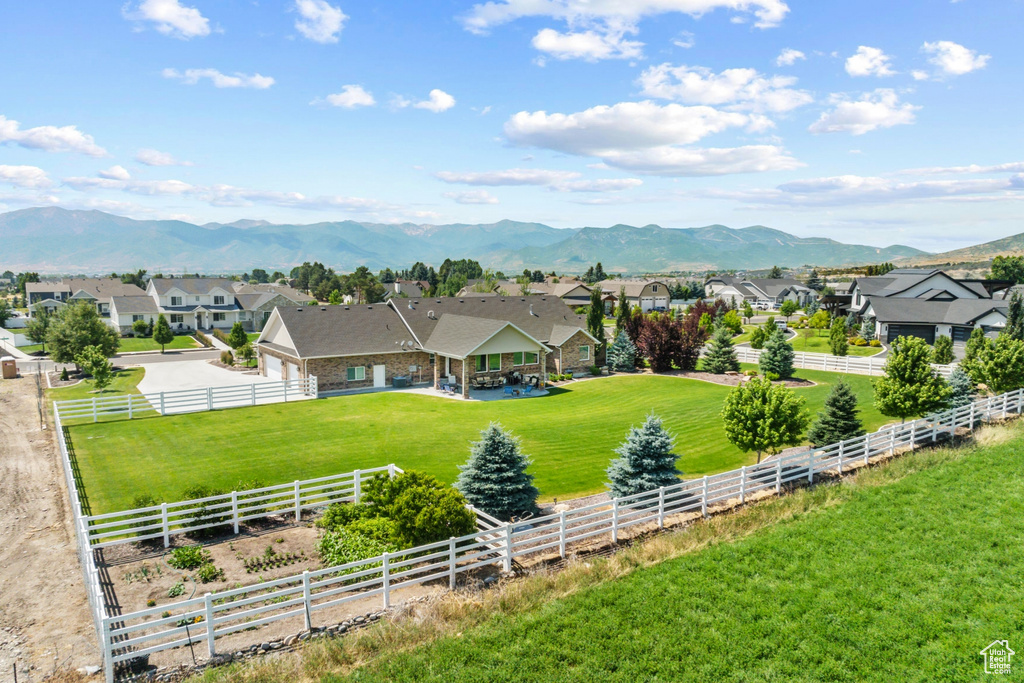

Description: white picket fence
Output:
[83,466,400,548]
[77,388,1024,681]
[734,346,957,378]
[54,377,318,422]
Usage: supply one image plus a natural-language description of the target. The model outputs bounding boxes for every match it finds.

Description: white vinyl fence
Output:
[71,388,1024,682]
[734,346,956,378]
[55,377,318,422]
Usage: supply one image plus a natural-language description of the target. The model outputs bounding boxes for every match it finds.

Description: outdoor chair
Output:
[523,384,533,395]
[503,386,515,397]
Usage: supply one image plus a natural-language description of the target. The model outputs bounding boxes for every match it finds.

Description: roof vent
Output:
[428,310,436,319]
[530,304,535,316]
[367,305,372,309]
[408,302,413,309]
[320,307,326,311]
[296,307,303,312]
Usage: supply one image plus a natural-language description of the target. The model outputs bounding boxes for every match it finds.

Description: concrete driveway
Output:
[136,359,275,394]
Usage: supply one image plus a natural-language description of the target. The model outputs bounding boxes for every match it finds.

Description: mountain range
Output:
[908,232,1024,266]
[0,207,928,274]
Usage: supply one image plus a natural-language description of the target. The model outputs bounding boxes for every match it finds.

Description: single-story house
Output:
[704,276,815,308]
[597,279,669,312]
[256,296,601,397]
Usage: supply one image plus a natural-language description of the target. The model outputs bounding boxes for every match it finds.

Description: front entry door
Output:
[373,364,386,388]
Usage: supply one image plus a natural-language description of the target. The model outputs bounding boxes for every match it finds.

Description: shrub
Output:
[220,350,234,366]
[365,471,477,545]
[212,328,231,345]
[764,371,780,381]
[130,493,159,538]
[317,527,395,570]
[194,331,213,347]
[59,367,69,381]
[317,502,370,532]
[344,517,399,544]
[869,339,881,347]
[146,599,156,607]
[168,546,210,570]
[167,583,185,598]
[744,369,758,377]
[589,365,603,376]
[195,562,223,583]
[852,337,867,346]
[132,319,150,337]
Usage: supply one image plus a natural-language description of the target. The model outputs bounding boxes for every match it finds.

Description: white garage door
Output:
[264,354,281,380]
[286,362,300,381]
[640,297,655,312]
[655,297,669,308]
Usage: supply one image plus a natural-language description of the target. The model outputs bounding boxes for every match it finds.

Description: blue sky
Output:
[0,0,1020,252]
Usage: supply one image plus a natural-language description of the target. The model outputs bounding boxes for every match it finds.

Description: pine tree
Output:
[844,312,858,333]
[829,318,848,356]
[767,265,783,279]
[607,330,637,372]
[586,286,606,354]
[805,298,820,316]
[806,268,823,291]
[615,286,630,333]
[152,314,174,353]
[860,317,875,341]
[932,335,954,365]
[606,415,681,498]
[807,378,864,446]
[1005,291,1024,340]
[455,423,539,521]
[946,367,974,409]
[759,328,795,378]
[227,321,248,350]
[875,336,951,422]
[703,326,739,374]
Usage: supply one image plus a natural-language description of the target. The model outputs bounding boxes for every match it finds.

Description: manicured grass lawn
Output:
[118,335,200,353]
[17,343,44,354]
[47,367,146,403]
[328,423,1024,683]
[732,324,759,344]
[68,370,889,513]
[247,332,260,342]
[791,330,882,357]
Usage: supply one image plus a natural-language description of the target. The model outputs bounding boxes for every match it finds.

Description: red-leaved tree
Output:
[636,312,708,372]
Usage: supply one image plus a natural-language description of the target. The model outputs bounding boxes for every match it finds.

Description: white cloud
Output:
[808,89,918,135]
[435,168,582,186]
[414,89,456,112]
[98,165,131,180]
[462,0,790,34]
[673,31,695,49]
[0,165,51,188]
[162,68,275,89]
[294,0,347,44]
[556,178,643,192]
[123,0,211,39]
[531,27,643,61]
[0,115,107,157]
[845,46,895,77]
[922,40,990,76]
[902,161,1024,176]
[911,70,930,81]
[594,145,802,176]
[320,85,376,108]
[135,148,192,166]
[638,63,813,113]
[775,48,805,66]
[442,190,500,204]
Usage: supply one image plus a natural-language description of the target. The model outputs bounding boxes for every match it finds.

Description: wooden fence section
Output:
[83,466,400,548]
[94,389,1024,681]
[54,377,318,423]
[734,346,956,378]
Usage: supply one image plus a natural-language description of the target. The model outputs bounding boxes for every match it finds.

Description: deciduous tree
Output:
[965,334,1024,394]
[152,313,174,353]
[780,300,798,322]
[722,377,809,463]
[76,344,114,391]
[932,335,954,365]
[829,318,848,356]
[47,301,120,365]
[874,336,950,422]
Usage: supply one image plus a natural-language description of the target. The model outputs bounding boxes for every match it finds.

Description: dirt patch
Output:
[0,374,101,677]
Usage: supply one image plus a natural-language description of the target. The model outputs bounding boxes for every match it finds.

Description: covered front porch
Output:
[424,316,551,399]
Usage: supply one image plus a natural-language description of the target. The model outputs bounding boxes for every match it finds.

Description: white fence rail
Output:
[54,377,318,422]
[90,388,1024,680]
[83,466,401,549]
[734,346,956,378]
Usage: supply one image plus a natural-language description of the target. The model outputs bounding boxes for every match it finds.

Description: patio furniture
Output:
[503,386,514,398]
[523,384,533,395]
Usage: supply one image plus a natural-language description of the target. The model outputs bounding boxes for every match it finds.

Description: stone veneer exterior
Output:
[548,330,600,374]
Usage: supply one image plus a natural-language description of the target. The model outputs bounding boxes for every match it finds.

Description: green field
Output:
[791,330,882,357]
[48,367,146,403]
[21,334,200,356]
[67,370,890,513]
[323,422,1024,683]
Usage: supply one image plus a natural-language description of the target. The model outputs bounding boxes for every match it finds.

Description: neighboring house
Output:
[108,296,161,332]
[145,277,307,333]
[26,278,147,320]
[382,280,427,300]
[851,268,1011,344]
[256,295,600,397]
[704,276,815,308]
[597,279,669,312]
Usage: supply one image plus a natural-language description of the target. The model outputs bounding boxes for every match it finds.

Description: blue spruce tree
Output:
[606,415,681,498]
[456,423,539,521]
[607,330,638,372]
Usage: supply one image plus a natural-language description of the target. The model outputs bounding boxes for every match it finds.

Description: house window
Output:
[513,351,539,365]
[214,295,225,305]
[213,312,226,322]
[580,345,591,361]
[346,366,365,381]
[170,296,182,306]
[652,285,659,292]
[489,354,501,371]
[170,314,184,324]
[195,296,200,302]
[132,315,144,322]
[475,354,501,372]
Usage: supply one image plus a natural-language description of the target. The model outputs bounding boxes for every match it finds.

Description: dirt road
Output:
[0,373,99,680]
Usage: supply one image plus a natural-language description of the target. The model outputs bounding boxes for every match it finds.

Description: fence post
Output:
[807,451,814,484]
[909,421,917,451]
[251,383,256,407]
[204,592,215,657]
[294,481,302,522]
[740,466,747,504]
[101,618,113,683]
[160,391,165,416]
[970,402,976,429]
[301,570,313,630]
[837,441,844,475]
[231,491,239,534]
[284,381,288,403]
[207,386,213,411]
[388,463,396,479]
[864,432,872,466]
[128,394,133,420]
[381,551,391,609]
[658,487,665,528]
[503,523,513,572]
[776,458,782,493]
[612,498,619,543]
[559,511,567,558]
[161,502,169,548]
[890,427,896,455]
[701,476,709,517]
[354,470,362,504]
[93,397,98,423]
[449,537,457,589]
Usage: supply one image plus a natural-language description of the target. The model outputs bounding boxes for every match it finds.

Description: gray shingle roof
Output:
[271,304,417,358]
[597,279,667,298]
[26,278,145,299]
[422,315,542,359]
[150,278,237,296]
[110,296,160,314]
[865,297,1008,325]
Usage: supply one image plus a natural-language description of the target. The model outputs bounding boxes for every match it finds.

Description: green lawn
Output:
[68,370,889,513]
[732,324,759,344]
[48,367,146,403]
[327,422,1024,683]
[791,330,882,357]
[247,332,260,342]
[117,334,200,353]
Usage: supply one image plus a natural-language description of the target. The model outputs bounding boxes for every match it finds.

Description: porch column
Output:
[461,359,469,399]
[540,348,547,387]
[433,356,439,388]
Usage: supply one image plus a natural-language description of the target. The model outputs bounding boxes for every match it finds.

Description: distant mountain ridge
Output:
[907,231,1024,266]
[0,207,926,274]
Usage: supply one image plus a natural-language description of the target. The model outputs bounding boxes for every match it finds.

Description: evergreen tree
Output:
[829,318,848,356]
[805,298,820,316]
[749,324,769,350]
[703,326,740,374]
[806,378,864,447]
[860,317,875,341]
[759,328,795,378]
[607,330,637,372]
[722,377,809,463]
[227,321,248,350]
[767,265,783,279]
[875,336,951,422]
[594,262,607,282]
[1005,291,1024,340]
[844,312,858,333]
[806,269,823,291]
[615,286,630,333]
[932,335,954,365]
[586,286,606,354]
[946,367,974,409]
[152,314,174,353]
[455,423,539,521]
[606,415,681,498]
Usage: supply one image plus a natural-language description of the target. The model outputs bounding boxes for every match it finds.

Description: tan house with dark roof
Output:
[256,296,600,397]
[597,279,670,312]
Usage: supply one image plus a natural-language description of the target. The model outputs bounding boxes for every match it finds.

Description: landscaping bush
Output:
[589,365,603,376]
[132,319,150,337]
[195,562,223,583]
[194,331,213,348]
[744,369,758,377]
[59,367,69,381]
[317,527,395,570]
[869,339,881,347]
[345,517,399,545]
[852,337,868,346]
[317,502,371,531]
[365,471,477,546]
[220,350,235,366]
[168,546,210,570]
